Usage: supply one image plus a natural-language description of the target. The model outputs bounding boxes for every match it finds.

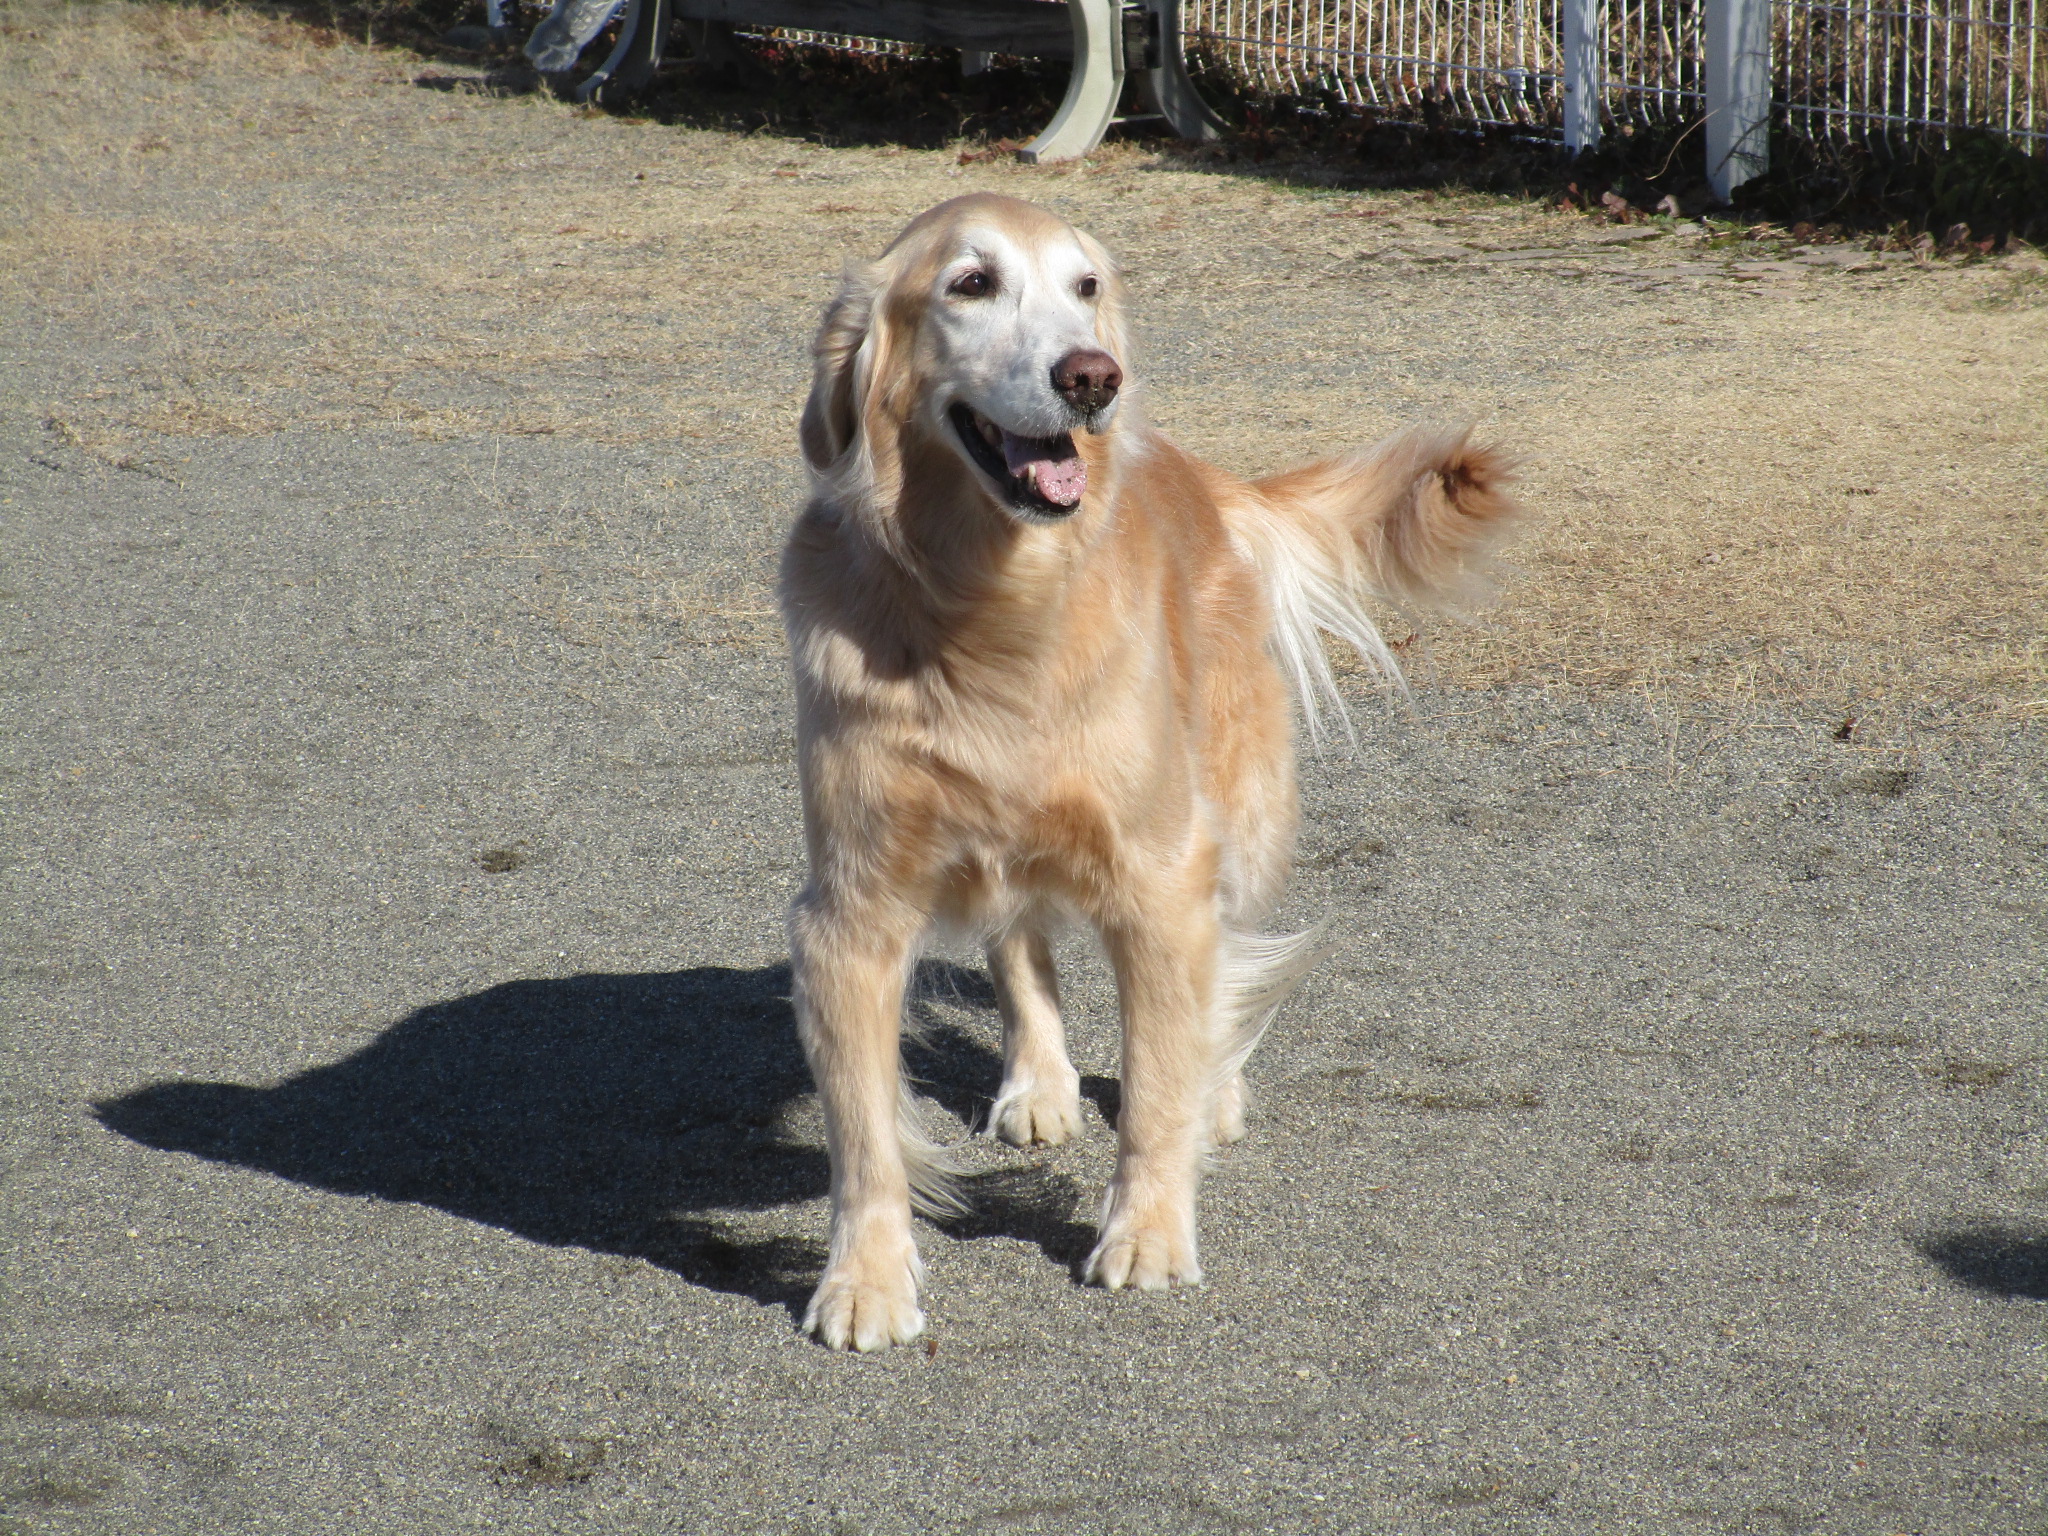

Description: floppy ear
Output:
[799,258,887,478]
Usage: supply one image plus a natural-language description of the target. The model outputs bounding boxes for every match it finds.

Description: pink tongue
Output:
[1000,431,1087,508]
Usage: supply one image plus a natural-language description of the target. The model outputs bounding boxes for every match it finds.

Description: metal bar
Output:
[2020,0,2032,134]
[672,0,1077,54]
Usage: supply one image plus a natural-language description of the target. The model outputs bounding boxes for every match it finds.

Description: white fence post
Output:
[1705,0,1770,198]
[1561,0,1602,155]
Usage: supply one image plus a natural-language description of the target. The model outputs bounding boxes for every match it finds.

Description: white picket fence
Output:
[1179,0,2047,188]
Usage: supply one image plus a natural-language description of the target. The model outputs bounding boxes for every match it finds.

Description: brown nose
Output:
[1051,349,1123,414]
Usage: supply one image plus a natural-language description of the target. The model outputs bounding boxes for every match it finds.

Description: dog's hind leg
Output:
[987,922,1083,1147]
[1212,1070,1249,1146]
[1213,925,1324,1145]
[790,892,930,1351]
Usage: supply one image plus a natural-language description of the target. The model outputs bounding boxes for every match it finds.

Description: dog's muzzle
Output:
[951,404,1091,517]
[948,350,1122,518]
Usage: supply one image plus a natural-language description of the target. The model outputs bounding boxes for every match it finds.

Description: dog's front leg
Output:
[1086,898,1218,1291]
[790,892,925,1351]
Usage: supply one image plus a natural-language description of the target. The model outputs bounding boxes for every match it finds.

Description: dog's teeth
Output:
[977,416,1002,449]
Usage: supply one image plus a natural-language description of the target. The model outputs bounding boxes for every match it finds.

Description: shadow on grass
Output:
[95,960,1091,1314]
[148,0,1575,195]
[146,0,2048,236]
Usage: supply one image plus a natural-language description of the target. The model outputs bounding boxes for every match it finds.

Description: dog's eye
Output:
[1077,275,1099,298]
[949,269,992,298]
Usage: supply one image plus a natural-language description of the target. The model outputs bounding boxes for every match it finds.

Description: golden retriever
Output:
[780,193,1519,1350]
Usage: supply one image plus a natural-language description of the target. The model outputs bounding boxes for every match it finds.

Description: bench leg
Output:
[1139,0,1224,141]
[680,17,750,69]
[574,0,674,102]
[1019,0,1125,163]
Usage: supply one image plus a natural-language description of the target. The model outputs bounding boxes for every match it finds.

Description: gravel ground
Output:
[3,8,2045,1534]
[4,423,2044,1535]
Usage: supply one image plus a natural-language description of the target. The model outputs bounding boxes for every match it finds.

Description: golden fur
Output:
[780,194,1519,1350]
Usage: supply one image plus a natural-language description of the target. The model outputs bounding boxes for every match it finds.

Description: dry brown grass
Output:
[3,1,2044,711]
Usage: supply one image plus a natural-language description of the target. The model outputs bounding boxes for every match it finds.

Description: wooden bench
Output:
[552,0,1222,161]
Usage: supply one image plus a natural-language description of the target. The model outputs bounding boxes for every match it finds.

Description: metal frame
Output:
[574,0,677,100]
[1132,0,1231,138]
[561,0,1224,157]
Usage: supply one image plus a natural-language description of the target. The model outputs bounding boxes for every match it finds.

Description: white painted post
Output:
[1560,0,1601,155]
[1705,0,1770,199]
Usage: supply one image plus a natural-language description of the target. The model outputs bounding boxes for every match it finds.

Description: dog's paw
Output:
[1085,1190,1202,1292]
[803,1249,925,1352]
[1212,1072,1248,1145]
[990,1069,1084,1147]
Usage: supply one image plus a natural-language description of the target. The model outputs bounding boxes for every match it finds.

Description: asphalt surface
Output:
[2,417,2044,1535]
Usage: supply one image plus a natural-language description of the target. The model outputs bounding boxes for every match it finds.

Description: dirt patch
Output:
[2,3,2044,708]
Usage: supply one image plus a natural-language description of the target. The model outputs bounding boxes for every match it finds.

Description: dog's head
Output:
[800,194,1131,530]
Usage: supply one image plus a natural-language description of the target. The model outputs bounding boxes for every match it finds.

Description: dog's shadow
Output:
[95,961,1096,1315]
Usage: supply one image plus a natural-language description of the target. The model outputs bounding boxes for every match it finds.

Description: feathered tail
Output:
[898,1078,969,1219]
[1229,426,1522,742]
[1214,924,1329,1101]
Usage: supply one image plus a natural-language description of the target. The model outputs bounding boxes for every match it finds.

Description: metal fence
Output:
[1180,0,1567,126]
[1180,0,2047,148]
[1605,0,1703,123]
[1777,0,2047,146]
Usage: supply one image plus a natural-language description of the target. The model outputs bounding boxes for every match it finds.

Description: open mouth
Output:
[949,404,1086,517]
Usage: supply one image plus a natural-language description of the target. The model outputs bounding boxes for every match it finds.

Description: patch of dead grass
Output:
[2,2,2043,710]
